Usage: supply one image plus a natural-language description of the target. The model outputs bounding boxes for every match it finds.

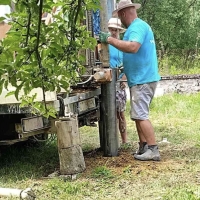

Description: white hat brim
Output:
[108,25,126,33]
[112,3,141,17]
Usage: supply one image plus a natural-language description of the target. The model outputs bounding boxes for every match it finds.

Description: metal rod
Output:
[101,68,119,156]
[99,0,118,156]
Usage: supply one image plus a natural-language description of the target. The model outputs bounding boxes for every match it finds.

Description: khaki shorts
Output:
[130,82,158,120]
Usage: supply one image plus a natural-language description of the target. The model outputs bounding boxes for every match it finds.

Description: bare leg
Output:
[117,111,127,143]
[135,119,156,145]
[135,121,146,145]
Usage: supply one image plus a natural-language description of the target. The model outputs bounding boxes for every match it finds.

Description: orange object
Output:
[0,22,11,40]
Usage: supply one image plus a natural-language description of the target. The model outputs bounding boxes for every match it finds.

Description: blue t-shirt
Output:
[109,44,123,68]
[123,18,160,87]
[109,45,124,79]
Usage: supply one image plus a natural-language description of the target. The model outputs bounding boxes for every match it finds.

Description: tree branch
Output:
[25,8,31,46]
[35,0,48,113]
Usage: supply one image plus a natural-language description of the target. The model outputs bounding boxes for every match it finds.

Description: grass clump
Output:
[91,166,114,179]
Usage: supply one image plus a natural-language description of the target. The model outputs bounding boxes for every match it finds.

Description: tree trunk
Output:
[55,118,86,175]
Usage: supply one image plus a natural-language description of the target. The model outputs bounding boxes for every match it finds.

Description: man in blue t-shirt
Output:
[100,0,161,161]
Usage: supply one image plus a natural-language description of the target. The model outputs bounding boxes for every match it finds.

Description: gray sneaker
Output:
[134,146,160,161]
[135,143,148,155]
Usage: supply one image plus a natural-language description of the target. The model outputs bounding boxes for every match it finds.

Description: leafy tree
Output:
[137,0,199,51]
[117,0,200,56]
[0,0,100,117]
[136,0,200,71]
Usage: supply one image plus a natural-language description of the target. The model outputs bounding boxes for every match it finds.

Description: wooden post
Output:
[55,117,86,175]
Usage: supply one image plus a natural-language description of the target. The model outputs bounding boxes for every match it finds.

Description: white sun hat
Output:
[113,0,141,17]
[108,18,125,33]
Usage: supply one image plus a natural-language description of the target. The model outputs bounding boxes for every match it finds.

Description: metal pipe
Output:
[101,68,119,156]
[77,75,93,85]
[0,187,36,199]
[99,0,118,156]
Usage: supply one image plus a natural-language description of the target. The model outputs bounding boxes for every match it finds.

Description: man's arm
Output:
[107,36,141,53]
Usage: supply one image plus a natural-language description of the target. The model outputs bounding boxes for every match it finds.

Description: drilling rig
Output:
[0,1,119,157]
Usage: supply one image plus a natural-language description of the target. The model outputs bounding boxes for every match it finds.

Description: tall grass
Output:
[159,55,200,75]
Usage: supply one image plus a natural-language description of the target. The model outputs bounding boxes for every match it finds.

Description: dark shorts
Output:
[130,82,158,120]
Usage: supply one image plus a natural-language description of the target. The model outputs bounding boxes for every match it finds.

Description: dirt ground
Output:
[82,147,181,177]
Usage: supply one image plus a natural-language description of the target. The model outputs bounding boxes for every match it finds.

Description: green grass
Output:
[158,56,200,76]
[1,93,200,199]
[151,93,200,146]
[91,166,114,179]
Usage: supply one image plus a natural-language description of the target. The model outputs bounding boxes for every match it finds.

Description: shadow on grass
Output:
[0,140,59,182]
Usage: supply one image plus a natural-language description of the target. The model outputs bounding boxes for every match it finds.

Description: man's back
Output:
[123,18,160,87]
